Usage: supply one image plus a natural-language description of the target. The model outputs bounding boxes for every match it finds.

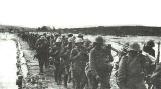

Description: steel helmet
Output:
[147,40,155,47]
[128,42,141,51]
[68,33,73,37]
[77,33,83,38]
[75,38,84,43]
[95,36,104,43]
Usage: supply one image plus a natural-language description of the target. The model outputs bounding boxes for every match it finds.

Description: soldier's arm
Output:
[70,49,80,62]
[89,49,96,70]
[106,44,114,62]
[35,39,41,48]
[117,56,128,87]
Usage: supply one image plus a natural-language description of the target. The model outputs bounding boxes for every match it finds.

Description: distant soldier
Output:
[52,37,63,85]
[86,36,113,89]
[70,38,88,89]
[77,33,84,40]
[61,37,74,88]
[115,42,129,70]
[143,40,155,57]
[143,40,156,89]
[35,36,49,74]
[118,42,147,89]
[83,38,92,53]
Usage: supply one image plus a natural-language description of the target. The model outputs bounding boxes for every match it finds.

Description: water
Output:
[0,36,18,89]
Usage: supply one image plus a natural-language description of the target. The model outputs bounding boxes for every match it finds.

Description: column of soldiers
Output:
[18,32,161,89]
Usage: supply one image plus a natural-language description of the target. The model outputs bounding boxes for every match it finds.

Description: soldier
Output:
[143,40,156,89]
[61,37,74,88]
[52,37,63,85]
[118,42,147,89]
[70,38,88,89]
[35,36,49,74]
[143,40,155,57]
[86,36,113,89]
[83,38,92,53]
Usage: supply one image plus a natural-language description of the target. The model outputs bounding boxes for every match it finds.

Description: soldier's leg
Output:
[38,58,44,73]
[99,72,111,89]
[44,55,49,69]
[54,62,59,83]
[80,72,88,89]
[64,66,69,87]
[75,71,81,89]
[135,80,147,89]
[86,71,98,89]
[72,70,77,88]
[64,74,68,87]
[68,67,72,83]
[57,65,63,85]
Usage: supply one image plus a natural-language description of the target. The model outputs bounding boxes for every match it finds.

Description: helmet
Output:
[84,38,91,44]
[68,37,74,42]
[68,33,73,37]
[75,38,84,43]
[78,33,83,38]
[56,37,62,42]
[40,36,46,39]
[147,40,155,47]
[61,34,66,38]
[95,36,104,43]
[128,42,141,51]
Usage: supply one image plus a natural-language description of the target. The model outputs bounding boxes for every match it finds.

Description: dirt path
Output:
[18,37,74,89]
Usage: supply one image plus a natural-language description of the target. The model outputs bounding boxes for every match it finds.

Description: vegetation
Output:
[57,26,161,36]
[0,25,161,36]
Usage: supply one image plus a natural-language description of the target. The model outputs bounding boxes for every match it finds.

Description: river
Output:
[0,34,18,89]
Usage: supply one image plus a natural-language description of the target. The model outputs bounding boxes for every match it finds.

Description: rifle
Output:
[33,54,38,60]
[156,41,160,64]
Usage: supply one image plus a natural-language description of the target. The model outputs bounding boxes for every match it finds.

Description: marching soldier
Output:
[70,38,88,89]
[35,36,49,74]
[118,42,147,89]
[61,37,74,88]
[143,40,155,57]
[143,40,156,89]
[87,36,113,89]
[52,37,63,85]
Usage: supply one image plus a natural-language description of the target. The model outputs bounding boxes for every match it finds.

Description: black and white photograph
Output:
[0,0,161,89]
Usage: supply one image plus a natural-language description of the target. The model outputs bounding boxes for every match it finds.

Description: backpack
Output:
[115,53,145,85]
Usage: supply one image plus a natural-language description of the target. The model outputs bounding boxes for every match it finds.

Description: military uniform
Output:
[52,42,63,85]
[61,43,73,87]
[87,45,113,89]
[143,40,156,89]
[70,40,88,89]
[151,63,161,89]
[35,36,49,73]
[118,42,147,89]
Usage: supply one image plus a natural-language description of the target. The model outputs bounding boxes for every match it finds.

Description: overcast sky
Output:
[0,0,161,28]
